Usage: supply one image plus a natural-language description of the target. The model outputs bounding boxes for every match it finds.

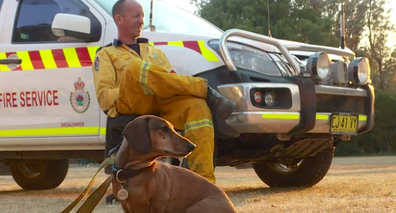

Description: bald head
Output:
[112,0,145,43]
[112,0,142,20]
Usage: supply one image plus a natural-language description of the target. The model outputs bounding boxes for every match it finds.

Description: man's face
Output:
[116,1,145,39]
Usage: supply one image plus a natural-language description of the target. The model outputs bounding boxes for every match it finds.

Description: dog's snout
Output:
[186,142,195,152]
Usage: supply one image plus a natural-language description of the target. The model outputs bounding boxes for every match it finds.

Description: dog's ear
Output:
[122,117,152,154]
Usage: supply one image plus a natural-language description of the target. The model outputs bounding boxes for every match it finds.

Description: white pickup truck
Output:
[0,0,374,190]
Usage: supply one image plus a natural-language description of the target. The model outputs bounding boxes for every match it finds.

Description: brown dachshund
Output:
[111,115,238,213]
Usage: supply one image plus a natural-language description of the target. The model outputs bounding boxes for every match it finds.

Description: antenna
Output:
[339,3,346,49]
[149,0,156,31]
[267,0,272,37]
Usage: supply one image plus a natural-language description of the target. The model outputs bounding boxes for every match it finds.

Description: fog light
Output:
[348,57,371,85]
[264,91,276,106]
[306,52,332,82]
[253,91,262,104]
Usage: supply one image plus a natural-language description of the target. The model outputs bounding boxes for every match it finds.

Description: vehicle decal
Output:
[0,90,59,108]
[0,116,367,137]
[0,46,98,71]
[61,122,85,127]
[0,40,219,72]
[149,40,219,62]
[0,127,106,137]
[261,113,367,121]
[168,68,177,73]
[70,77,90,113]
[262,114,300,120]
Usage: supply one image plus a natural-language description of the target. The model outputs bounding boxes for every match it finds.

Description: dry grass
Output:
[1,156,396,213]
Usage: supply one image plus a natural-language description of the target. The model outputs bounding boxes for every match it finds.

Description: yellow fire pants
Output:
[116,59,216,183]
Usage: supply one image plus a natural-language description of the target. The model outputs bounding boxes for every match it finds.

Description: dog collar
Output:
[112,165,153,183]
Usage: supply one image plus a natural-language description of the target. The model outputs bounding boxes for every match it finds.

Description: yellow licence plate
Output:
[330,114,359,134]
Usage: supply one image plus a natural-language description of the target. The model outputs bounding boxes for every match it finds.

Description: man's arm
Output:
[92,49,119,113]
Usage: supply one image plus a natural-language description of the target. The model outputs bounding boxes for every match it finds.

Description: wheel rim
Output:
[267,160,304,174]
[16,160,46,179]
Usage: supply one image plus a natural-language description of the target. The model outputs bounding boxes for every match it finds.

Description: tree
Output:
[189,0,207,15]
[363,0,396,90]
[284,0,370,52]
[335,0,369,53]
[191,0,338,46]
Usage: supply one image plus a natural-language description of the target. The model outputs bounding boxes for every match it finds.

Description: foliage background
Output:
[190,0,396,156]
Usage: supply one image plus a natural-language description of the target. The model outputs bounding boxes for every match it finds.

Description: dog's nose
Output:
[186,142,195,152]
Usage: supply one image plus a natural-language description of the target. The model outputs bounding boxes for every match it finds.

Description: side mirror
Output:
[51,13,95,42]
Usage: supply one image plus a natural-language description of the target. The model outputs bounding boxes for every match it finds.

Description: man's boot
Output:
[206,87,236,120]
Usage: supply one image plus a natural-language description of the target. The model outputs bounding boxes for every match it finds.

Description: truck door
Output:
[0,0,4,40]
[0,0,105,140]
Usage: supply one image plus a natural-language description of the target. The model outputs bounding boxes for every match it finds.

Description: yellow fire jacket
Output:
[92,38,173,117]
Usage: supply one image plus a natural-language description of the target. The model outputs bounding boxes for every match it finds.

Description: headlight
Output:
[348,57,371,85]
[306,52,332,82]
[264,90,276,107]
[208,40,283,76]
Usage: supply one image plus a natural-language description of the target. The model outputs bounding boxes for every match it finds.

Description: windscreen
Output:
[94,0,223,36]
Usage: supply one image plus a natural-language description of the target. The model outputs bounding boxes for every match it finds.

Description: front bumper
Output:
[217,81,375,136]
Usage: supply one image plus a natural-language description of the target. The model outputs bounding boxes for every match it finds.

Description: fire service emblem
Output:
[70,77,90,113]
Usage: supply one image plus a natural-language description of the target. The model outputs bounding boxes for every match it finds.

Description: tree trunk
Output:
[377,59,386,90]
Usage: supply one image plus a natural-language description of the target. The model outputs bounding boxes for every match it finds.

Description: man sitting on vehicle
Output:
[92,0,236,184]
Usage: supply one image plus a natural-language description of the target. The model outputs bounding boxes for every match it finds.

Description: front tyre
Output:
[253,148,334,188]
[9,159,69,190]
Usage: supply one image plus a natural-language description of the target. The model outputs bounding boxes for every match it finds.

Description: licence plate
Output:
[330,113,359,135]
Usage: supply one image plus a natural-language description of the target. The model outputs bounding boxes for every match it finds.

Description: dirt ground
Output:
[0,156,396,213]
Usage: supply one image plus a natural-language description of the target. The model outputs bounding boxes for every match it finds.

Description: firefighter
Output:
[92,0,235,184]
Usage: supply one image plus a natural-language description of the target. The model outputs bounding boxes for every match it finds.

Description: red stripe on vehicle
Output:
[183,41,202,55]
[75,47,92,66]
[153,42,168,45]
[52,49,68,68]
[6,52,22,71]
[28,51,45,70]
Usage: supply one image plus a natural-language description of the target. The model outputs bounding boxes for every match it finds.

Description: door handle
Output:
[0,58,22,65]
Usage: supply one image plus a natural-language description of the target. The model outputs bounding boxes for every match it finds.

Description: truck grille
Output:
[316,94,365,114]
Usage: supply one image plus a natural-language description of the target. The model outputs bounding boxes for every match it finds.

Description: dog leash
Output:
[60,157,116,213]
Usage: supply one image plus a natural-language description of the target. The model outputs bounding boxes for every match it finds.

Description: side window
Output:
[0,0,3,10]
[12,0,101,43]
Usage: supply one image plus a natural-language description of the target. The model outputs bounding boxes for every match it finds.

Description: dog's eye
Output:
[161,126,170,133]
